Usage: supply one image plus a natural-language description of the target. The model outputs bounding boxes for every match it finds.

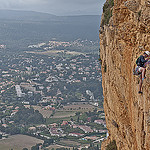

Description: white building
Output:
[15,85,25,97]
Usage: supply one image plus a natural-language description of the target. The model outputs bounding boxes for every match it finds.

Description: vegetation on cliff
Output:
[106,140,117,150]
[101,0,114,26]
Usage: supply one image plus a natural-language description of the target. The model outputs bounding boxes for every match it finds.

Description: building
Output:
[78,125,93,133]
[28,127,36,132]
[15,85,25,97]
[69,133,84,137]
[61,121,68,126]
[94,120,106,126]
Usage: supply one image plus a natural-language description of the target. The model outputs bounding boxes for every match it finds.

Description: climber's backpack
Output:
[133,57,142,75]
[136,55,146,67]
[136,57,141,66]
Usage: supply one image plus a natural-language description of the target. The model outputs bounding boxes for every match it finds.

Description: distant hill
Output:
[0,10,101,51]
[0,10,56,21]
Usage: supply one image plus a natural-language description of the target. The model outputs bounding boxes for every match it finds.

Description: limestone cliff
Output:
[99,0,150,149]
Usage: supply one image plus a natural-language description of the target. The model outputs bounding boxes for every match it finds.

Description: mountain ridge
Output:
[0,9,100,21]
[0,9,101,50]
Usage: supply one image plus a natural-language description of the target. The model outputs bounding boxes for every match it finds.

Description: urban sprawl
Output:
[0,40,107,150]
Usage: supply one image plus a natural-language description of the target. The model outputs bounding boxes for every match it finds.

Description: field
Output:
[25,105,53,118]
[60,104,100,112]
[47,142,90,150]
[46,104,103,124]
[58,139,81,147]
[52,111,76,118]
[51,104,98,118]
[47,144,73,150]
[0,134,43,150]
[46,116,77,124]
[32,106,53,118]
[27,103,103,124]
[26,50,84,56]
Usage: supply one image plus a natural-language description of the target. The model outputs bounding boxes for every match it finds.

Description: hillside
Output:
[99,0,150,149]
[0,10,101,51]
[0,10,56,21]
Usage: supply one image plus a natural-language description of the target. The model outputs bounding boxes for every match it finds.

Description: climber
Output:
[134,51,150,94]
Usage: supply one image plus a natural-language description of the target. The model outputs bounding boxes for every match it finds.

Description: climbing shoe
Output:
[138,91,143,94]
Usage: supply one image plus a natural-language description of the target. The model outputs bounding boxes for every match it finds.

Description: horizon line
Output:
[0,9,101,17]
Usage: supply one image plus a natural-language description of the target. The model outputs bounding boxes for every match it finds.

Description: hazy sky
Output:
[0,0,106,16]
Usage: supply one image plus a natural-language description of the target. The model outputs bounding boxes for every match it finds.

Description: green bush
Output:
[101,0,114,26]
[22,148,28,150]
[103,0,114,13]
[99,58,102,65]
[106,140,117,150]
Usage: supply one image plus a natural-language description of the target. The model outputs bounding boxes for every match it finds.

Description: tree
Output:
[22,148,28,150]
[94,108,97,113]
[31,144,39,150]
[77,116,80,123]
[96,144,99,150]
[106,140,117,150]
[12,106,44,125]
[75,112,80,116]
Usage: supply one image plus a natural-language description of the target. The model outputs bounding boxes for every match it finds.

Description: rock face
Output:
[99,0,150,149]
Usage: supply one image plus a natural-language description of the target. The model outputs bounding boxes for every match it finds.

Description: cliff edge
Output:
[99,0,150,149]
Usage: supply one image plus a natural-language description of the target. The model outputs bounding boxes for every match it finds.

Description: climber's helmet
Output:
[144,51,150,56]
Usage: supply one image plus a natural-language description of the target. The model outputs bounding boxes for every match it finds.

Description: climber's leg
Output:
[138,74,142,94]
[139,67,146,80]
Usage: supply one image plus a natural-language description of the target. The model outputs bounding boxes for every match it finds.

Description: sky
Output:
[0,0,106,16]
